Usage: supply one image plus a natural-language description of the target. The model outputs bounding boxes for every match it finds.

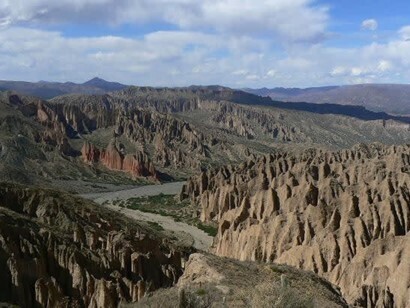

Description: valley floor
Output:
[82,181,213,251]
[81,181,185,203]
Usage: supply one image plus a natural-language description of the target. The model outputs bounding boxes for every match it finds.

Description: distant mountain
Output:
[82,77,127,92]
[0,77,128,99]
[245,84,410,115]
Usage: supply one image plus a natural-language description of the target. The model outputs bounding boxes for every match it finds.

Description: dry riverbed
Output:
[81,182,213,251]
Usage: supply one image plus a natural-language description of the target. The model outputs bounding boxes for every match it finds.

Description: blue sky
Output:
[1,0,410,88]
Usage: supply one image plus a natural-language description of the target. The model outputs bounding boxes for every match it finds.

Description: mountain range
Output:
[245,84,410,115]
[0,77,128,99]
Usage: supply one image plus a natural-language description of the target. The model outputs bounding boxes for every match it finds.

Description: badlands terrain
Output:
[0,82,409,307]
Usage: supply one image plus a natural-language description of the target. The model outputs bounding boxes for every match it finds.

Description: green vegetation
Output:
[195,288,207,296]
[195,222,218,237]
[147,221,165,232]
[123,194,218,237]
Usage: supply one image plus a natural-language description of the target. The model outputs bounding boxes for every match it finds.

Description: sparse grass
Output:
[249,282,315,308]
[195,222,218,237]
[131,253,347,308]
[147,221,165,232]
[196,289,207,296]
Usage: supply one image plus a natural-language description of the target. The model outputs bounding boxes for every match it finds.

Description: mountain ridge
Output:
[245,84,410,115]
[0,77,128,99]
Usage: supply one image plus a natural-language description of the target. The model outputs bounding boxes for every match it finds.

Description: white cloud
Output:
[351,67,365,76]
[399,25,410,41]
[232,70,248,76]
[361,19,378,31]
[1,4,410,87]
[0,0,328,43]
[330,66,347,77]
[266,69,277,77]
[377,60,392,72]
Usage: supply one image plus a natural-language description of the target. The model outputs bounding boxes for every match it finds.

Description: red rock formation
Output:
[81,141,101,163]
[81,140,157,179]
[100,141,124,170]
[123,153,156,178]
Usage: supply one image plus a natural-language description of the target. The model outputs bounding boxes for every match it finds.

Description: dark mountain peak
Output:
[82,77,127,92]
[83,77,108,86]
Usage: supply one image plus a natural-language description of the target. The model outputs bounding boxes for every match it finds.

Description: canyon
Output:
[0,84,409,307]
[0,183,190,307]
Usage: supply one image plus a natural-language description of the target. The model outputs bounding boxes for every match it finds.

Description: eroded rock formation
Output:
[81,140,157,179]
[0,184,189,307]
[182,144,410,307]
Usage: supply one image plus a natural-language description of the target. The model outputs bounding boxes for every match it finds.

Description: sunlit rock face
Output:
[182,144,410,307]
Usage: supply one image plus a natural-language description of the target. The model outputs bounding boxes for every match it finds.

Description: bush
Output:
[250,282,314,308]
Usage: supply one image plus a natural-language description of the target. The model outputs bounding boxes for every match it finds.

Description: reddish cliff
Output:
[81,140,157,179]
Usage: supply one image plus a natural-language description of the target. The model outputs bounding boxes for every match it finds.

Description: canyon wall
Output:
[81,140,157,179]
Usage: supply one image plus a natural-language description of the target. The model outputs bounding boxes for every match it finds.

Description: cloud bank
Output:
[0,0,409,87]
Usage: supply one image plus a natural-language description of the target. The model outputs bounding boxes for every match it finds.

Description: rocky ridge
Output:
[135,253,348,308]
[181,143,410,307]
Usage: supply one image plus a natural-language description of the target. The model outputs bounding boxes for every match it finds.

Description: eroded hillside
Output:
[1,86,409,191]
[0,183,191,307]
[182,143,410,307]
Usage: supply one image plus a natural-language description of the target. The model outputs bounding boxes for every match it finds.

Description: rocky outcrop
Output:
[182,144,410,307]
[51,95,221,171]
[81,140,157,179]
[0,183,189,307]
[115,109,212,170]
[211,103,307,142]
[137,253,348,307]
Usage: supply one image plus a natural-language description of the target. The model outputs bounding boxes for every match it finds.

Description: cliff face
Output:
[0,184,189,307]
[50,95,222,172]
[181,144,410,307]
[81,141,157,179]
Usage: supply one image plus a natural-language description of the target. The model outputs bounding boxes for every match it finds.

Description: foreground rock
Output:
[0,183,190,307]
[182,143,410,307]
[135,253,348,307]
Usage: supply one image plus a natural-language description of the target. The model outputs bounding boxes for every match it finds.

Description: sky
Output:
[0,0,410,88]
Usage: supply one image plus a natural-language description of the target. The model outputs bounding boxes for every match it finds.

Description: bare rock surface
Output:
[182,143,410,307]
